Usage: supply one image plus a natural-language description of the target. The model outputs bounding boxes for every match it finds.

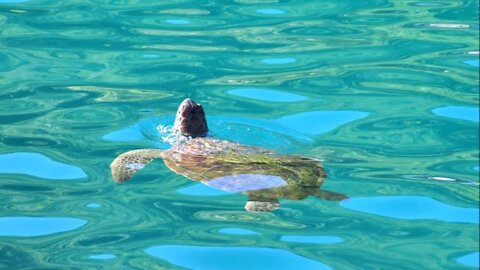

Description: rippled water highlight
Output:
[0,0,478,269]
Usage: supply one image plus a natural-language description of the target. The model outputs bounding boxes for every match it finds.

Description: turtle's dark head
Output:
[173,98,208,137]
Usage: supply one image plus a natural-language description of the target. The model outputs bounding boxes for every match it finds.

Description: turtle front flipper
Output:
[110,149,164,182]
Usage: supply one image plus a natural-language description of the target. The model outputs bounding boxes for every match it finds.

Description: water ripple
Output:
[0,0,478,268]
[228,87,308,102]
[145,245,332,270]
[280,235,343,244]
[88,254,116,260]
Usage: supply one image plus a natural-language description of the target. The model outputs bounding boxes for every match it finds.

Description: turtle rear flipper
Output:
[111,149,163,182]
[314,190,348,201]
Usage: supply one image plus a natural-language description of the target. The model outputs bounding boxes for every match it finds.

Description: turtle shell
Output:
[161,137,326,199]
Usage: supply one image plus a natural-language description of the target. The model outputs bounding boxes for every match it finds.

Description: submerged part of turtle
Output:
[110,98,346,212]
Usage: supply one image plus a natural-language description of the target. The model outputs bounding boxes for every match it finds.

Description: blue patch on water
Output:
[209,115,313,144]
[145,245,331,270]
[207,174,287,192]
[103,110,371,151]
[463,60,480,67]
[432,106,479,122]
[103,115,314,152]
[261,58,297,64]
[102,116,172,148]
[457,252,480,267]
[219,228,260,235]
[280,235,343,244]
[103,108,373,156]
[276,110,370,135]
[86,203,102,208]
[177,183,234,196]
[166,19,190,24]
[89,254,116,260]
[474,166,480,171]
[228,88,308,102]
[0,152,87,180]
[102,125,145,142]
[0,217,87,237]
[256,8,286,15]
[340,196,479,223]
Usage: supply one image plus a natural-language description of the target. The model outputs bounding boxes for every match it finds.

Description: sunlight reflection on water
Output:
[219,228,260,235]
[432,106,479,122]
[341,196,479,223]
[457,252,480,267]
[0,217,87,237]
[0,152,87,180]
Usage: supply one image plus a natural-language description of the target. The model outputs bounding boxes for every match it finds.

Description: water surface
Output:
[0,0,478,269]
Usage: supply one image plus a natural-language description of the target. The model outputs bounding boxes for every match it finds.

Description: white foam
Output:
[156,125,191,146]
[429,23,470,29]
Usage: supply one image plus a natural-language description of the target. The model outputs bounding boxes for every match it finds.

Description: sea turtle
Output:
[111,98,346,211]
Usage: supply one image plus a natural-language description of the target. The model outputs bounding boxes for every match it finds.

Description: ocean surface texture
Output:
[0,0,479,269]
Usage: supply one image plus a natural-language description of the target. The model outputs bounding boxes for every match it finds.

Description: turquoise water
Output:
[0,0,479,269]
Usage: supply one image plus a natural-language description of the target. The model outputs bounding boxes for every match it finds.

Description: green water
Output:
[0,0,479,269]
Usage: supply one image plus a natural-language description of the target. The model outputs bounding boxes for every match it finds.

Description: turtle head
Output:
[173,98,208,137]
